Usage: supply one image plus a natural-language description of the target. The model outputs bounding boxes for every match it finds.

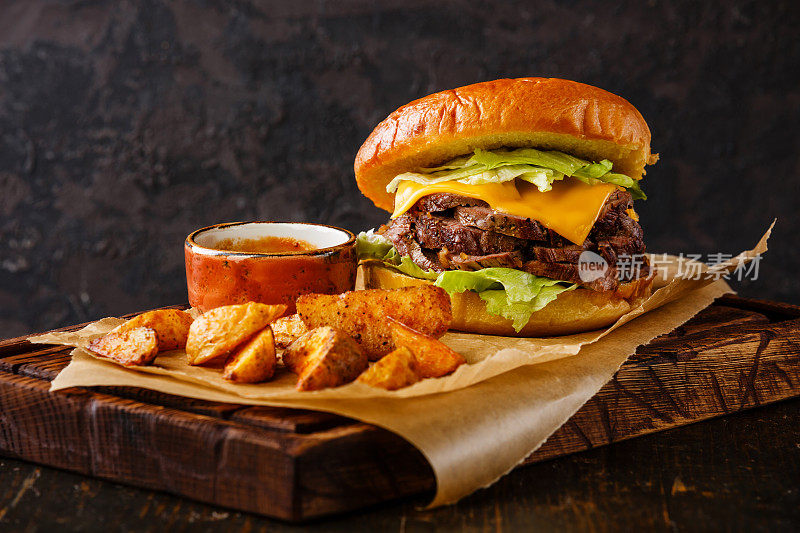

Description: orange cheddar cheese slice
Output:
[392,179,616,246]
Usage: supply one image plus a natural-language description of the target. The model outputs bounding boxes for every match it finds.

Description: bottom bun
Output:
[360,262,653,337]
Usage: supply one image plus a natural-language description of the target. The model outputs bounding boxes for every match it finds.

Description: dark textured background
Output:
[0,0,798,337]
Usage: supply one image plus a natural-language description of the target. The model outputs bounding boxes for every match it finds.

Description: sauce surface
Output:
[213,236,316,254]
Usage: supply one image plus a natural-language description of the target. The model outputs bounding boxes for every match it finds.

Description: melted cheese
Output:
[392,179,616,245]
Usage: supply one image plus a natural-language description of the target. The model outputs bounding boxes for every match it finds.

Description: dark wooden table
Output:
[0,397,797,531]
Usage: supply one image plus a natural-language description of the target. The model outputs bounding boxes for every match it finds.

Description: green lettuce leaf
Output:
[572,169,647,200]
[356,232,575,332]
[355,231,439,280]
[470,147,588,175]
[572,159,613,179]
[385,147,646,200]
[387,164,561,192]
[602,173,647,200]
[435,268,577,331]
[355,229,395,259]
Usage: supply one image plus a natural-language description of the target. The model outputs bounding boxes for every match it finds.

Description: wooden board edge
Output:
[0,371,309,521]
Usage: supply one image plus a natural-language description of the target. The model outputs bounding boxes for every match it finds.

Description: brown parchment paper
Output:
[29,225,772,507]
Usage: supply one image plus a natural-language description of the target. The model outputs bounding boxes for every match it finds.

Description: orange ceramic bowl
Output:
[185,222,357,314]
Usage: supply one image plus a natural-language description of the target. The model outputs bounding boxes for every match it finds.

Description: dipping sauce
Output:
[214,236,316,254]
[186,221,357,313]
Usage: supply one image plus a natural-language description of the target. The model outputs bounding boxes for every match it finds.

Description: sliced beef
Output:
[381,213,413,243]
[522,261,581,286]
[413,193,488,213]
[379,189,648,291]
[523,260,619,292]
[585,270,622,292]
[602,234,644,257]
[454,206,548,240]
[404,242,443,273]
[529,245,586,263]
[592,215,644,257]
[414,213,525,256]
[598,189,633,219]
[380,214,444,272]
[439,250,524,270]
[592,195,638,238]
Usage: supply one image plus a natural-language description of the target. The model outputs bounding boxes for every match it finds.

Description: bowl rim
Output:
[185,221,357,258]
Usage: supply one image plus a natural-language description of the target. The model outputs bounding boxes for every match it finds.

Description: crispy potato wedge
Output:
[112,309,194,351]
[272,313,309,349]
[389,318,465,378]
[284,327,367,391]
[357,346,421,390]
[296,286,452,360]
[186,302,287,365]
[222,327,277,383]
[87,327,159,366]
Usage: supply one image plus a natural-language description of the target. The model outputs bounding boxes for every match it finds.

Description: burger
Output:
[354,78,657,336]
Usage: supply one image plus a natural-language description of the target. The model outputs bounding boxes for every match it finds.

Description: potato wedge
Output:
[112,309,194,351]
[296,286,452,360]
[272,313,309,349]
[87,327,159,366]
[389,318,465,378]
[186,302,287,365]
[222,327,277,383]
[357,346,421,390]
[284,327,367,391]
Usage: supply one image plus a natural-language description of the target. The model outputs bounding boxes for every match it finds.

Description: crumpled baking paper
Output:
[29,224,772,507]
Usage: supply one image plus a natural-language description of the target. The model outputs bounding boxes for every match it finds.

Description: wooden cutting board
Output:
[0,295,798,522]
